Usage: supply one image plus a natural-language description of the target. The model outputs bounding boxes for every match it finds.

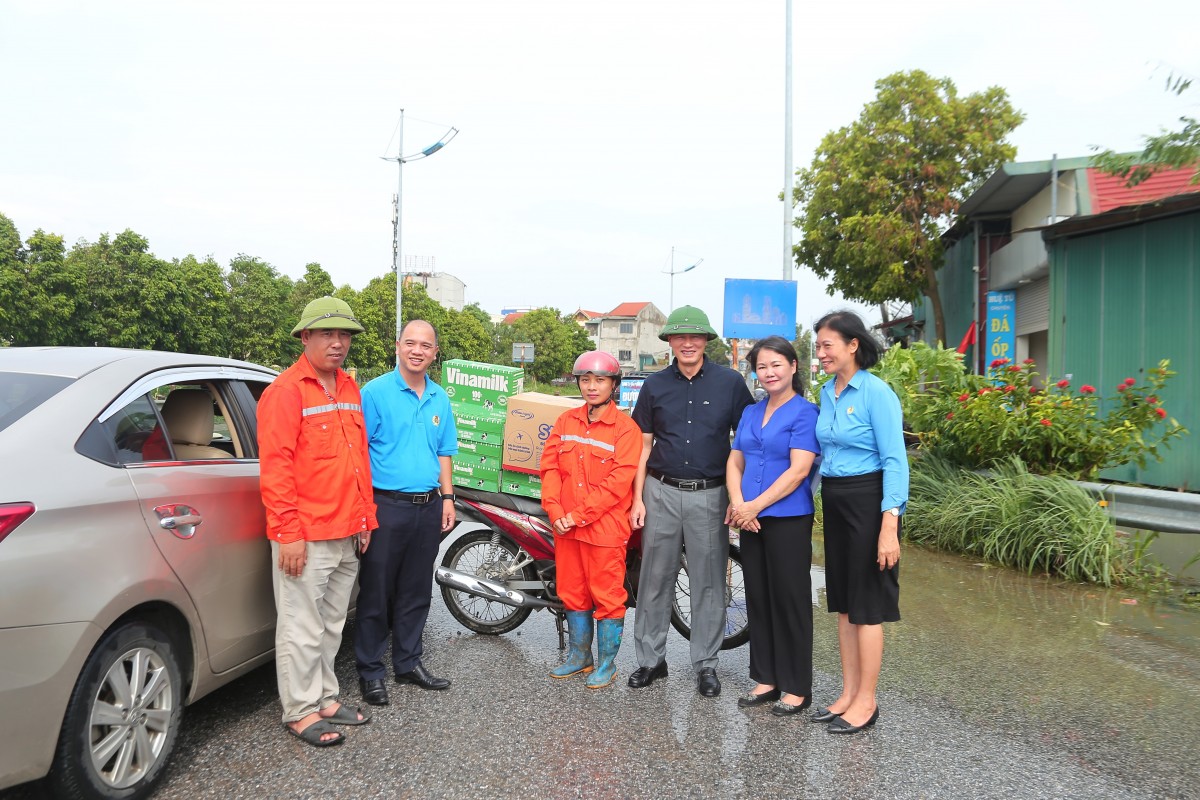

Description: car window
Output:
[151,382,244,460]
[84,379,255,466]
[100,394,162,464]
[0,373,74,433]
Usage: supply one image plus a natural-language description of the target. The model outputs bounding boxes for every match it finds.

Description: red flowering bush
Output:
[925,359,1187,478]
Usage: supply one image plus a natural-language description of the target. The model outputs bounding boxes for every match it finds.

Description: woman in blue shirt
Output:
[726,336,820,716]
[811,311,908,735]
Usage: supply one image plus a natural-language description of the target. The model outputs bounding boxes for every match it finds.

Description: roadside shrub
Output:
[905,454,1122,585]
[922,358,1187,479]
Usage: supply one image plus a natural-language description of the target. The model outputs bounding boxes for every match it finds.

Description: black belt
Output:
[648,469,725,491]
[373,488,438,504]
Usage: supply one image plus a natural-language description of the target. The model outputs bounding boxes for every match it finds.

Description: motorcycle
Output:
[436,486,749,650]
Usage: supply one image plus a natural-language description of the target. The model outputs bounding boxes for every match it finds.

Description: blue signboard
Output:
[722,279,797,339]
[618,377,645,410]
[985,291,1016,366]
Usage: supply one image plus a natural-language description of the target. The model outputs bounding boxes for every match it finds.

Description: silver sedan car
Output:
[0,347,278,799]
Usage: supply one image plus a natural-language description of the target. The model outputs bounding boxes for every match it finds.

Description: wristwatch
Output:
[441,493,456,502]
[886,507,900,517]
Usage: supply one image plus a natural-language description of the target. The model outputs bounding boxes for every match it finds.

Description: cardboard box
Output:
[455,437,503,461]
[502,392,580,475]
[500,469,542,500]
[453,407,507,436]
[442,360,525,408]
[451,460,501,492]
[456,428,504,446]
[451,398,507,424]
[452,453,501,473]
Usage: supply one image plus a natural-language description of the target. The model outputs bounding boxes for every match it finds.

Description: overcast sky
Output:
[2,0,1196,335]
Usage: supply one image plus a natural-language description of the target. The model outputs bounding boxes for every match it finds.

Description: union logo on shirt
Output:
[432,415,441,426]
[846,406,854,415]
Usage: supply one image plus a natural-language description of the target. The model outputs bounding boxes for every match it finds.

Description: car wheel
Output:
[47,622,183,800]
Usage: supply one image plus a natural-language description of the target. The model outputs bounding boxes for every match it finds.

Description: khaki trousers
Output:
[271,537,358,722]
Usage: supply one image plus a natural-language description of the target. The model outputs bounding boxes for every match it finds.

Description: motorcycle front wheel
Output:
[669,545,749,650]
[440,529,536,635]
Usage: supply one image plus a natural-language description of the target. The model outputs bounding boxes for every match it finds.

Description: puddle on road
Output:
[808,535,1200,789]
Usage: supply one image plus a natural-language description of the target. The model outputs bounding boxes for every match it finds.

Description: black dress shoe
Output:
[396,663,451,691]
[627,663,668,688]
[809,706,842,723]
[359,678,389,706]
[827,707,880,734]
[770,696,813,716]
[696,667,721,697]
[737,688,781,708]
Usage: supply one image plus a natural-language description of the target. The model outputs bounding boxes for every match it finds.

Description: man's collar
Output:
[671,354,708,379]
[297,353,345,388]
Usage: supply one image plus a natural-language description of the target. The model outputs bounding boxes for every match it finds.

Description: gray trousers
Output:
[271,537,359,723]
[633,477,729,671]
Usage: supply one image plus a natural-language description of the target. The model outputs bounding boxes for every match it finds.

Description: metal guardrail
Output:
[1074,481,1200,534]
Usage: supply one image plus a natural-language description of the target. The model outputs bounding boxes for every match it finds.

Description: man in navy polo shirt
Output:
[628,306,753,697]
[355,320,458,706]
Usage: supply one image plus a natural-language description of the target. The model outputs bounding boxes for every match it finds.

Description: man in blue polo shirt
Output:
[628,306,753,697]
[355,320,458,706]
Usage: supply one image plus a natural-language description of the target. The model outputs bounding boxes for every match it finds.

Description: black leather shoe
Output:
[827,707,880,734]
[770,696,813,716]
[737,688,781,708]
[696,667,721,697]
[627,663,668,688]
[810,706,842,723]
[396,663,451,691]
[359,678,389,706]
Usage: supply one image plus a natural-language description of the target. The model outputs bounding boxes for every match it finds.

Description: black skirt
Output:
[821,471,900,624]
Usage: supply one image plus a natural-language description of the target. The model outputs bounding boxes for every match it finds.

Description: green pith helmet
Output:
[659,305,718,341]
[291,296,366,338]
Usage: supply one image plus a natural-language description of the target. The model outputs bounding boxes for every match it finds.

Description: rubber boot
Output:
[549,610,594,679]
[586,617,624,689]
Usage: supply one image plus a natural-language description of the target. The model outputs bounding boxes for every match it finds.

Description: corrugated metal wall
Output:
[1049,211,1198,490]
[921,232,978,350]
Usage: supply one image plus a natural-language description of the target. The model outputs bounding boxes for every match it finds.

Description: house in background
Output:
[579,302,668,371]
[403,271,466,311]
[915,155,1199,489]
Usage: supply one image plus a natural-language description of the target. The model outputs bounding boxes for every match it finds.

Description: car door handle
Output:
[154,504,202,539]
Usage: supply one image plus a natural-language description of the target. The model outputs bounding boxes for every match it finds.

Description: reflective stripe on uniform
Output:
[301,402,363,416]
[561,433,615,452]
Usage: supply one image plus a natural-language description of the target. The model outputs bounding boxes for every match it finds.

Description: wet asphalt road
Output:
[6,535,1199,800]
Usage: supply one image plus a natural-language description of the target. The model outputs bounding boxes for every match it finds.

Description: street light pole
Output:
[382,109,458,341]
[782,0,793,280]
[664,246,703,312]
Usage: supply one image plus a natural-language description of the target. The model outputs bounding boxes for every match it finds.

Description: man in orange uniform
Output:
[258,296,378,747]
[540,351,643,689]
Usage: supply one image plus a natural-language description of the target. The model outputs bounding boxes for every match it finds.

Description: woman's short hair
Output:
[813,310,883,370]
[746,335,805,395]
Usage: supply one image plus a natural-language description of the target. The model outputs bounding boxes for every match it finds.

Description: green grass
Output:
[905,454,1122,586]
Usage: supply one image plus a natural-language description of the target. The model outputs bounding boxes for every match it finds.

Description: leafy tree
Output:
[793,69,1025,346]
[64,230,186,350]
[439,308,493,363]
[498,308,591,383]
[334,284,389,376]
[792,323,813,371]
[175,255,230,356]
[1093,74,1200,186]
[288,262,337,322]
[23,229,76,346]
[226,255,293,367]
[705,336,731,366]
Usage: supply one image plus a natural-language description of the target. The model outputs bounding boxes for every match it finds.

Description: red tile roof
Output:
[1088,166,1200,213]
[607,302,649,318]
[575,309,604,319]
[501,312,526,325]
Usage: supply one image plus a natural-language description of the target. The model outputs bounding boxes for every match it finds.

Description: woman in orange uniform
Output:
[540,351,643,689]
